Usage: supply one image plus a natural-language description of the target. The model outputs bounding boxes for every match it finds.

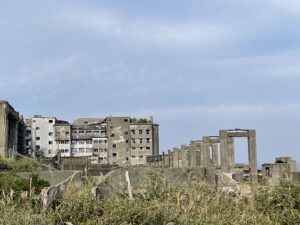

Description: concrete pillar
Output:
[0,106,8,158]
[181,145,188,168]
[190,141,197,168]
[197,142,203,166]
[173,148,179,168]
[248,130,258,186]
[220,130,231,173]
[212,143,218,167]
[162,152,165,167]
[202,137,211,167]
[168,150,171,167]
[228,137,235,169]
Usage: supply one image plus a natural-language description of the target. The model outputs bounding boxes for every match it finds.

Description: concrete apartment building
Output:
[52,116,159,166]
[26,115,58,158]
[0,101,26,158]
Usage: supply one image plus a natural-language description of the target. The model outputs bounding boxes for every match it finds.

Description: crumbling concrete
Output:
[0,101,25,158]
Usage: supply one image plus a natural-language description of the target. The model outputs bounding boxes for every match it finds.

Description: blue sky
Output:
[1,0,300,165]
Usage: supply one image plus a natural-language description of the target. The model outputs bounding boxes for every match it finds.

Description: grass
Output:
[0,166,299,225]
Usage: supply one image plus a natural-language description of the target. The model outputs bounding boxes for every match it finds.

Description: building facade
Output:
[24,114,159,165]
[0,101,26,158]
[26,115,57,158]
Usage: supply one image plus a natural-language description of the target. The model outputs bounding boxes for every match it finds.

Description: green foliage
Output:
[0,177,299,225]
[255,180,300,225]
[0,158,43,172]
[0,173,50,195]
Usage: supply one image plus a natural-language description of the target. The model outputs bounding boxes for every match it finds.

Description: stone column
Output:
[212,143,218,167]
[202,137,211,167]
[197,142,203,166]
[248,130,258,186]
[228,137,235,169]
[220,130,230,173]
[173,147,179,168]
[190,141,197,168]
[168,149,171,167]
[181,145,188,168]
[162,152,165,167]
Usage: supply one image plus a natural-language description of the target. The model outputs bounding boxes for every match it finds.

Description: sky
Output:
[1,0,300,165]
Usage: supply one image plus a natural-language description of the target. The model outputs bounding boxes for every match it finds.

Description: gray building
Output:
[53,116,159,166]
[0,101,26,158]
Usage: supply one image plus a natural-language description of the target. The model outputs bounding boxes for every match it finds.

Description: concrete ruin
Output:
[147,128,299,188]
[0,101,26,158]
[262,157,299,185]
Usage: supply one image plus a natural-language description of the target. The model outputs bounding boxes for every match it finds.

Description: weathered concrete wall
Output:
[18,170,82,186]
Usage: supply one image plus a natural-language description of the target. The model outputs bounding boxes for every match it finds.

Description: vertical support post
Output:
[173,148,179,168]
[197,142,203,166]
[162,151,165,167]
[168,149,171,167]
[181,145,188,168]
[212,143,218,167]
[248,130,258,186]
[190,141,197,168]
[228,137,235,170]
[202,137,211,167]
[220,130,231,173]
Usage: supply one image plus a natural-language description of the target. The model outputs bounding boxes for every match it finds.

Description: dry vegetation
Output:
[0,160,299,225]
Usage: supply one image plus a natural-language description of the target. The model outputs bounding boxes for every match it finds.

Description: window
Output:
[86,148,93,153]
[36,127,40,130]
[36,137,40,140]
[140,147,143,150]
[71,148,77,153]
[110,126,114,129]
[104,149,107,152]
[140,139,143,144]
[146,147,151,150]
[64,149,69,153]
[112,144,116,148]
[66,132,70,135]
[36,145,40,150]
[132,147,136,150]
[94,140,99,144]
[146,138,151,143]
[131,130,135,135]
[86,140,92,144]
[49,120,53,123]
[139,130,143,134]
[101,130,106,134]
[72,140,77,144]
[79,140,85,145]
[72,130,78,134]
[139,156,143,159]
[132,139,136,144]
[112,153,117,157]
[94,130,100,133]
[49,141,53,145]
[49,132,53,136]
[126,140,129,143]
[124,119,128,122]
[86,130,92,134]
[126,157,129,161]
[79,148,85,153]
[124,131,129,135]
[79,130,84,133]
[104,140,107,143]
[111,133,114,137]
[146,129,150,135]
[131,155,136,158]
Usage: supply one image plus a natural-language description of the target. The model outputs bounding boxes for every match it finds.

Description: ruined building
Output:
[147,129,299,187]
[23,114,160,166]
[0,101,26,158]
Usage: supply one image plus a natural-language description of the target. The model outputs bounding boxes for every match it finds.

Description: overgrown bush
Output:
[0,175,299,225]
[0,158,43,172]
